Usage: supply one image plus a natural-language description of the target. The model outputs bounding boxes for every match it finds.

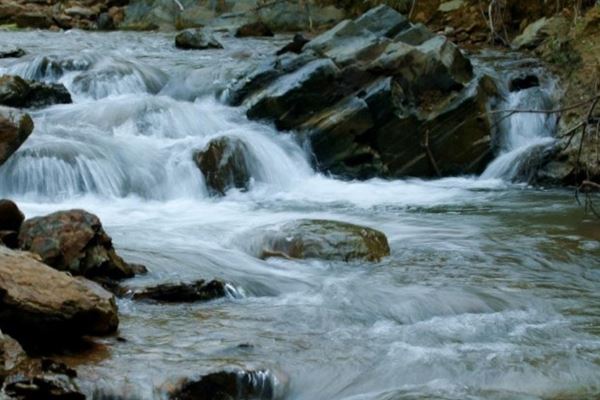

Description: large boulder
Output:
[226,5,496,179]
[170,368,289,400]
[0,246,119,346]
[133,280,227,303]
[19,209,137,280]
[194,137,252,196]
[246,58,341,130]
[175,29,223,50]
[0,107,33,166]
[0,75,72,109]
[255,219,390,262]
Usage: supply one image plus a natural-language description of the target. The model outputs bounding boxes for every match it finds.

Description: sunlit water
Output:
[0,30,599,400]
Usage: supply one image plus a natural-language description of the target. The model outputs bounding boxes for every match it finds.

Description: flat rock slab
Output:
[0,246,119,345]
[133,280,227,303]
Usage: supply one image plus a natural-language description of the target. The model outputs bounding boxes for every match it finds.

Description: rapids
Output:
[0,30,599,400]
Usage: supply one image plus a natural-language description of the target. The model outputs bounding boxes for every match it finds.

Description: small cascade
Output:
[479,54,560,182]
[0,53,312,201]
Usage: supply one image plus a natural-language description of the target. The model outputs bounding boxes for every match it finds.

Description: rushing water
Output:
[0,30,599,400]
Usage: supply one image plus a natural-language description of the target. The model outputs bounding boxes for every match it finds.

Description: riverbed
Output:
[1,30,599,400]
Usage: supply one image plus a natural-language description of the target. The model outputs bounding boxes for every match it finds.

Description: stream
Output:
[0,30,599,400]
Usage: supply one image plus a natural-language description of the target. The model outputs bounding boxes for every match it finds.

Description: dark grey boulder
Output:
[0,75,72,109]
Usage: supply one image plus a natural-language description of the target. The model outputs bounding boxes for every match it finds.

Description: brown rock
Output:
[0,107,34,166]
[19,209,136,280]
[0,246,119,346]
[257,219,391,262]
[235,21,274,38]
[194,137,252,196]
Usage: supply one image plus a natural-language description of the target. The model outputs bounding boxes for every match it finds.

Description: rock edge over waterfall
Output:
[226,5,498,179]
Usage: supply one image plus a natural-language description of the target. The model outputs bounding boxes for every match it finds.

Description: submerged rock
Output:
[0,47,25,59]
[175,29,223,50]
[0,106,34,166]
[226,5,497,179]
[235,21,274,38]
[19,209,138,280]
[0,246,118,346]
[133,280,227,303]
[194,137,252,196]
[170,368,289,400]
[257,219,390,262]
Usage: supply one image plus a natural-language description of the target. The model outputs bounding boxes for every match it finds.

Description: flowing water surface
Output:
[0,30,599,400]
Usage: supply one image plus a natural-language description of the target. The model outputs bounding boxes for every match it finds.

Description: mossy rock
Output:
[260,219,390,262]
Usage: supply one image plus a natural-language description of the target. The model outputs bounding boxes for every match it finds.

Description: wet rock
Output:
[3,374,85,400]
[0,106,34,166]
[0,246,119,346]
[175,29,223,50]
[19,209,137,280]
[0,199,25,249]
[258,219,390,262]
[375,74,497,177]
[353,4,410,38]
[0,199,24,232]
[227,6,496,179]
[393,23,435,45]
[133,280,227,303]
[0,331,27,382]
[0,231,19,249]
[299,95,381,178]
[509,75,540,92]
[0,75,72,109]
[246,58,340,130]
[0,47,25,59]
[276,34,309,56]
[226,51,318,107]
[194,137,252,196]
[235,21,273,38]
[170,368,289,400]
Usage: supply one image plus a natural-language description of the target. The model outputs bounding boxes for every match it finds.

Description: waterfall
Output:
[479,56,559,182]
[0,53,313,201]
